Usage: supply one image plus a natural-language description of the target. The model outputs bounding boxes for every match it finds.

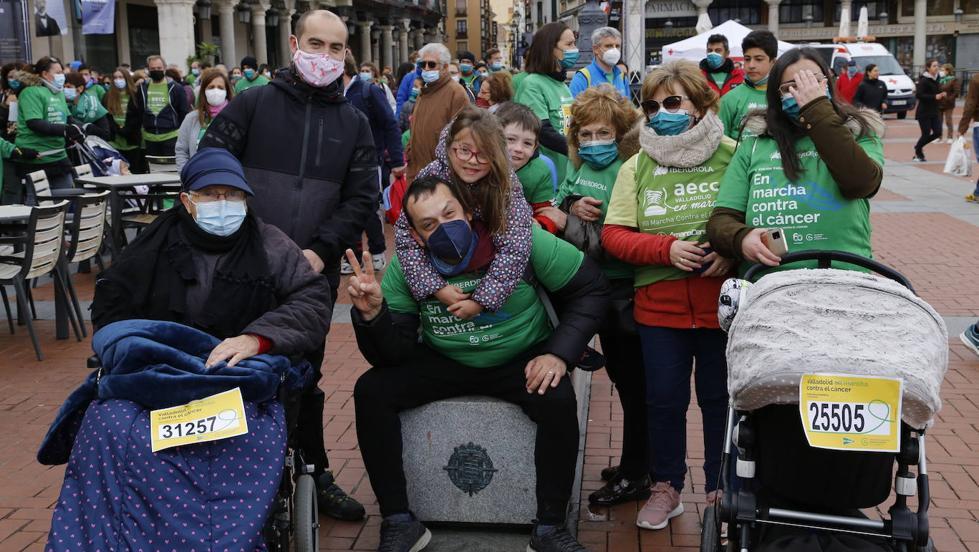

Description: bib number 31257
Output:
[150,388,249,452]
[799,374,902,453]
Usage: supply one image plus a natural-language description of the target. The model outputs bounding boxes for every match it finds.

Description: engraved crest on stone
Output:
[443,442,497,496]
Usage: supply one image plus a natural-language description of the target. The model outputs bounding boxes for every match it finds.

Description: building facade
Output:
[17,0,442,74]
[445,0,499,58]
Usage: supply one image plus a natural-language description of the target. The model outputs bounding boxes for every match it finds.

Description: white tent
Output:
[660,20,797,63]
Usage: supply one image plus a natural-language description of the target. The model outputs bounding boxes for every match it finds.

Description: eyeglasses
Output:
[777,77,828,97]
[190,189,247,202]
[577,128,615,142]
[417,60,440,70]
[451,145,490,165]
[641,95,688,118]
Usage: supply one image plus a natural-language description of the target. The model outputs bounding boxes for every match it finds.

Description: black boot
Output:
[527,524,590,552]
[378,514,431,552]
[599,465,619,482]
[316,471,365,521]
[588,474,652,506]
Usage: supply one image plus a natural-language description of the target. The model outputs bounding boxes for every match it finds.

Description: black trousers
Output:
[914,114,942,153]
[293,284,338,477]
[598,280,647,480]
[144,137,177,157]
[354,344,580,524]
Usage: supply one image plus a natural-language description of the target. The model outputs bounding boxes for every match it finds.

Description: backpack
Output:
[383,173,409,224]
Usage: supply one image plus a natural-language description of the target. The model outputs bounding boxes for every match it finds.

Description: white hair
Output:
[591,27,621,45]
[419,43,451,66]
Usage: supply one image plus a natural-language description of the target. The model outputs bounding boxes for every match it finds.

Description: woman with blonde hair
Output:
[602,60,737,531]
[175,68,234,170]
[551,84,650,506]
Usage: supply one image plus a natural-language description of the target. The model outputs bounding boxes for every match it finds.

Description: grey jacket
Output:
[181,218,332,355]
[175,111,204,171]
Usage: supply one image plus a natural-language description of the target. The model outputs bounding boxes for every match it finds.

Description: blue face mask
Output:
[426,219,477,276]
[847,66,857,77]
[191,68,200,76]
[747,75,769,87]
[490,61,503,71]
[243,68,256,80]
[52,73,66,90]
[114,78,127,89]
[460,63,473,74]
[359,71,373,82]
[648,110,692,136]
[63,87,77,101]
[781,86,833,121]
[706,52,724,70]
[560,48,580,69]
[578,140,619,170]
[409,88,420,100]
[421,70,441,84]
[192,199,247,236]
[8,78,21,90]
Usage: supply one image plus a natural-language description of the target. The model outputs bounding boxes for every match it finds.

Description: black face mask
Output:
[149,70,165,82]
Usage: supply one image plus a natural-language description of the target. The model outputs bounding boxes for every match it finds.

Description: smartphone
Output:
[692,246,713,274]
[765,228,789,256]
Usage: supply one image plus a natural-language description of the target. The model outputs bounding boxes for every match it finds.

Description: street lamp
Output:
[879,10,888,22]
[664,19,673,28]
[196,0,211,20]
[804,13,813,27]
[954,8,964,22]
[267,7,279,27]
[237,3,251,24]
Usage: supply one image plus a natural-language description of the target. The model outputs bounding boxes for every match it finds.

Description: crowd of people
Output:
[4,8,979,552]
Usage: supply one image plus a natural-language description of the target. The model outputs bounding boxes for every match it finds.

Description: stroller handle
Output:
[743,250,915,294]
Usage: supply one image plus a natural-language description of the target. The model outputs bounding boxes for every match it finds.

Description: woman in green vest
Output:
[513,21,577,185]
[552,84,650,507]
[602,60,737,532]
[13,56,76,195]
[104,66,145,173]
[706,47,884,274]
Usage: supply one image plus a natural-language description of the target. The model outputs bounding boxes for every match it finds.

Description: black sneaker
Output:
[600,465,620,482]
[316,471,365,521]
[379,516,431,552]
[527,524,590,552]
[588,474,652,506]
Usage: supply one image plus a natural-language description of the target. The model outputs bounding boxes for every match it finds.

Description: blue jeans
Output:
[638,325,729,493]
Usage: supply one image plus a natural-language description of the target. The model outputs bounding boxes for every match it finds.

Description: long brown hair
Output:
[196,68,234,125]
[447,106,511,235]
[525,22,570,75]
[104,66,135,116]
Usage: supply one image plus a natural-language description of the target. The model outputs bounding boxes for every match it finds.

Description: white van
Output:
[808,42,917,119]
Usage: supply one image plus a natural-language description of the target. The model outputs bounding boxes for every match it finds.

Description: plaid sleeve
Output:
[394,210,448,301]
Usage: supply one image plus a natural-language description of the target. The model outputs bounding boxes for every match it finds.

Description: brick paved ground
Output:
[0,111,978,551]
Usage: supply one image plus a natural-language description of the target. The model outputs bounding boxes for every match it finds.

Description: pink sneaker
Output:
[636,482,683,530]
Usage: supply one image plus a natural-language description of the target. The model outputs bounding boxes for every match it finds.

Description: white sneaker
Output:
[340,258,355,275]
[372,253,387,271]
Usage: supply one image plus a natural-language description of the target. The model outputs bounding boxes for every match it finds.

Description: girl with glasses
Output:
[602,60,738,532]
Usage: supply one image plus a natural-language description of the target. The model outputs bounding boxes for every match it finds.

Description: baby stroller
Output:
[38,320,320,552]
[703,251,947,552]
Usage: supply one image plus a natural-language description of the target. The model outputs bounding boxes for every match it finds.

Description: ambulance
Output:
[809,42,917,119]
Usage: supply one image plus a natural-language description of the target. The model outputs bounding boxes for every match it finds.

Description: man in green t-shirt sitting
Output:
[348,175,608,552]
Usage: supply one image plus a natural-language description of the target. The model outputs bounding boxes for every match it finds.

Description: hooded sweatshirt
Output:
[394,123,534,311]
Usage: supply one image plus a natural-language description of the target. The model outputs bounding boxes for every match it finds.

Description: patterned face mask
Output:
[292,48,343,88]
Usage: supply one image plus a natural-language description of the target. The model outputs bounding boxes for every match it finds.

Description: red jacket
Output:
[602,225,727,329]
[700,58,745,97]
[837,72,864,103]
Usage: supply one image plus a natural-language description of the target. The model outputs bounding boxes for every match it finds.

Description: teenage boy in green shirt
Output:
[348,174,608,552]
[719,31,777,141]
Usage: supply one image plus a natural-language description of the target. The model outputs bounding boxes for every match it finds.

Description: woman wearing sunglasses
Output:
[513,21,578,185]
[707,47,884,274]
[601,60,737,532]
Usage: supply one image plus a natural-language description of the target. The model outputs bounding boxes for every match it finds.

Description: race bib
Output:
[799,374,902,453]
[150,388,249,452]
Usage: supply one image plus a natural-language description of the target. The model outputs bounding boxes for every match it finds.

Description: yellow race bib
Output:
[799,374,902,453]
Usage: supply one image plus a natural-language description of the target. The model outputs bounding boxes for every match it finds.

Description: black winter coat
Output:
[199,69,379,277]
[914,74,941,119]
[853,78,889,113]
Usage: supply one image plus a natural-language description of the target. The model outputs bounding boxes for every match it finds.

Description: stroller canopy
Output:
[726,268,948,429]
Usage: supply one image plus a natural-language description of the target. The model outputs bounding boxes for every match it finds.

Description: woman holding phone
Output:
[707,47,885,274]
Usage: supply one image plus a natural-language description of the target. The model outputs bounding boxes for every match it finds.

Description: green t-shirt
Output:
[514,73,574,184]
[234,74,270,94]
[715,133,884,275]
[109,92,138,151]
[557,158,634,281]
[512,72,529,94]
[605,138,737,287]
[146,81,169,116]
[718,83,767,141]
[71,88,109,124]
[91,84,106,101]
[516,157,554,204]
[383,225,584,368]
[15,85,69,163]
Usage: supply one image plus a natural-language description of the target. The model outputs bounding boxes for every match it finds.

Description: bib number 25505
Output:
[799,374,902,453]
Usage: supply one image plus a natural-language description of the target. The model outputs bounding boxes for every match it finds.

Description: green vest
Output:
[109,92,138,151]
[633,142,735,287]
[71,88,109,124]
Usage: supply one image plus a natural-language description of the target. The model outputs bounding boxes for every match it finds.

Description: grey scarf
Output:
[639,110,724,168]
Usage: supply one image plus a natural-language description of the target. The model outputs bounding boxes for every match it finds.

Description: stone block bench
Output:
[400,369,592,526]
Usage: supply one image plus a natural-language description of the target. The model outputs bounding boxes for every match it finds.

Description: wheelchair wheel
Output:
[701,506,723,552]
[293,474,319,552]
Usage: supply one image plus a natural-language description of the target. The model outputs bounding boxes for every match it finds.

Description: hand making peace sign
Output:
[345,249,384,321]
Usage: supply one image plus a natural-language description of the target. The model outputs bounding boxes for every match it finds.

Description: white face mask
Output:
[204,88,227,106]
[601,48,621,67]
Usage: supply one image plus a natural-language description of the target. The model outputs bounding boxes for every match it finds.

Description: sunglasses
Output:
[641,95,687,117]
[417,60,440,70]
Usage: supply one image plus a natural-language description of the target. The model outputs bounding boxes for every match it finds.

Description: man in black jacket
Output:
[199,8,378,521]
[123,55,190,157]
[347,175,608,552]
